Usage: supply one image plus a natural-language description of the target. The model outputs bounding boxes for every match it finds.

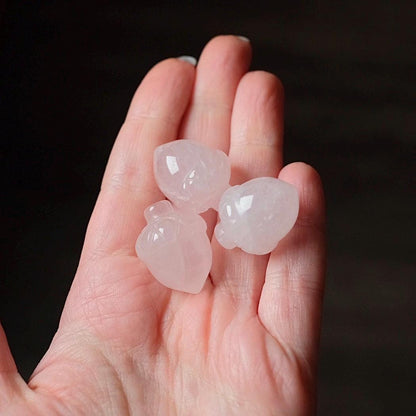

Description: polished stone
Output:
[215,177,299,255]
[154,139,231,213]
[135,200,212,294]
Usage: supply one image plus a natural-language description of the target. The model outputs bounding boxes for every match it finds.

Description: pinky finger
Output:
[258,163,326,369]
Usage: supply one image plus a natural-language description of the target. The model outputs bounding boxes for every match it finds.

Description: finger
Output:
[229,71,284,185]
[211,71,285,307]
[180,35,251,151]
[179,35,252,235]
[259,163,326,369]
[0,323,25,404]
[80,58,196,260]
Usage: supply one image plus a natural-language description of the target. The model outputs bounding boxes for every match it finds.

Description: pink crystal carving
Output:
[154,139,231,213]
[136,140,300,293]
[135,200,212,294]
[214,177,299,255]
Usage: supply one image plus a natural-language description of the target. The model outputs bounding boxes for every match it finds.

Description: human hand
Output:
[0,35,325,415]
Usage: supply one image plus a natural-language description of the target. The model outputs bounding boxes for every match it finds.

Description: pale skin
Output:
[0,36,326,415]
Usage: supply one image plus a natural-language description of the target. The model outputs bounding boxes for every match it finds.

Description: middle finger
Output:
[179,35,252,236]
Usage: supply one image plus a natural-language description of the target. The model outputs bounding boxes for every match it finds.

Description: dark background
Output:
[1,1,415,414]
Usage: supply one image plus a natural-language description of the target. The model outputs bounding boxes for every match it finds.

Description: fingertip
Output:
[280,162,323,188]
[150,56,196,78]
[206,33,252,46]
[142,56,197,83]
[200,34,252,67]
[278,162,326,229]
[237,71,284,108]
[126,57,195,122]
[241,70,284,95]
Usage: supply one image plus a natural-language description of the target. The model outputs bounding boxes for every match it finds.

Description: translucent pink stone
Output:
[154,140,231,213]
[214,177,299,255]
[135,200,212,294]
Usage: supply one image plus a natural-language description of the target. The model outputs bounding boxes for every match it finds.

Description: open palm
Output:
[1,36,325,415]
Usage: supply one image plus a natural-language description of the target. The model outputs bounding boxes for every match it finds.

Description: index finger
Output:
[81,58,196,260]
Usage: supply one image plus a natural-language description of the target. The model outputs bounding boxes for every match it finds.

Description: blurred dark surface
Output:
[1,1,415,414]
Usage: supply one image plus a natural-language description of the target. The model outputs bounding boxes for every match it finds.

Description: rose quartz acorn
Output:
[135,200,212,294]
[154,139,231,213]
[214,177,299,255]
[136,140,299,294]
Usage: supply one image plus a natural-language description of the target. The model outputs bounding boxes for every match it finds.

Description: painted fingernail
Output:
[237,36,250,42]
[178,56,197,66]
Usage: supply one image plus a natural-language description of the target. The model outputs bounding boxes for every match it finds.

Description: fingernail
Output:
[178,55,197,66]
[237,35,250,42]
